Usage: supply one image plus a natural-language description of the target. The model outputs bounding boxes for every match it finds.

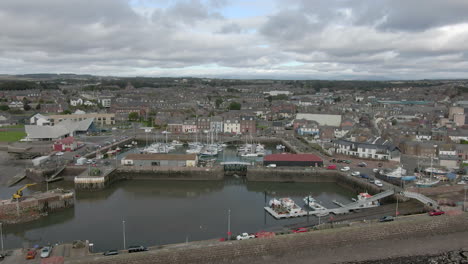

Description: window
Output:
[151,161,160,166]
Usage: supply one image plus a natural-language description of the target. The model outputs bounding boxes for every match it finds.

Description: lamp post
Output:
[122,220,126,250]
[0,222,4,255]
[464,186,467,211]
[227,209,231,240]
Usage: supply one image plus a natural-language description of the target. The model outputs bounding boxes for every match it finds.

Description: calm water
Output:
[0,178,354,252]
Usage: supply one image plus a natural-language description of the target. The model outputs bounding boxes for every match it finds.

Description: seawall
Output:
[0,189,74,225]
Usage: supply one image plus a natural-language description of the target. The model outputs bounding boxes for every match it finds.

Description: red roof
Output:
[57,137,75,144]
[264,154,323,162]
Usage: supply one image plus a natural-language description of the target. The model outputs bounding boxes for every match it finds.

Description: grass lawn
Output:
[1,124,25,129]
[0,131,26,142]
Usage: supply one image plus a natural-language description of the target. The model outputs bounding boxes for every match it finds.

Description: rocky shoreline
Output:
[346,249,468,264]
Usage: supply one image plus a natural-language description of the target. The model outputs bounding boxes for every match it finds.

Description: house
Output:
[99,98,112,108]
[53,137,78,152]
[70,98,83,106]
[121,153,198,167]
[197,117,211,132]
[182,120,197,133]
[297,122,319,137]
[167,120,183,134]
[295,113,342,127]
[224,118,240,134]
[240,116,256,134]
[210,116,223,133]
[333,137,400,161]
[9,101,24,110]
[30,113,51,126]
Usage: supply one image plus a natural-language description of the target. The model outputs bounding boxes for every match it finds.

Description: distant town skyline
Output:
[1,0,468,80]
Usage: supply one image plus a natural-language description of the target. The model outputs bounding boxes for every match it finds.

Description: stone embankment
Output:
[67,213,468,264]
[0,189,74,224]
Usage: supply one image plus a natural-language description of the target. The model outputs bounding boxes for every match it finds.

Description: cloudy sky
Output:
[1,0,468,79]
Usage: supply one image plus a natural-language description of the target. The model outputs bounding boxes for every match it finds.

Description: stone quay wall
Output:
[114,165,224,181]
[73,213,468,264]
[0,189,74,225]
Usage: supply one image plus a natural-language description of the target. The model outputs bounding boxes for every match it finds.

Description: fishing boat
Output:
[303,196,327,211]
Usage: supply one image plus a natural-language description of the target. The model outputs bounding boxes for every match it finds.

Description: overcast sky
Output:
[1,0,468,80]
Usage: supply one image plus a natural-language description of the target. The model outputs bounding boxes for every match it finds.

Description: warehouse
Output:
[263,154,323,167]
[121,153,198,167]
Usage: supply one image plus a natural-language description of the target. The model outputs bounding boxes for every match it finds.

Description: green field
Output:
[0,131,26,142]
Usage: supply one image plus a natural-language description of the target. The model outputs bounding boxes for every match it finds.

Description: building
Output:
[167,120,183,134]
[53,137,78,152]
[333,138,400,160]
[240,116,256,134]
[295,113,342,127]
[30,113,51,126]
[210,116,224,133]
[263,154,323,167]
[99,98,112,108]
[70,98,83,106]
[48,113,115,126]
[224,119,240,134]
[25,118,95,141]
[197,117,211,132]
[121,153,198,167]
[182,120,198,133]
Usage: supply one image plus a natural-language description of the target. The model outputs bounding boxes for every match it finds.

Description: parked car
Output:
[351,171,360,176]
[344,160,352,164]
[428,210,445,216]
[374,180,383,187]
[128,246,148,253]
[103,250,119,256]
[327,165,337,170]
[369,179,375,184]
[26,250,37,259]
[379,216,394,222]
[0,253,4,260]
[360,174,369,179]
[358,162,367,167]
[266,164,277,168]
[292,227,308,233]
[236,233,255,240]
[372,168,379,173]
[340,166,350,172]
[378,163,383,167]
[55,152,64,156]
[40,246,52,258]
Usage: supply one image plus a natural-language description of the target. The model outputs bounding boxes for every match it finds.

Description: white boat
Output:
[424,167,448,175]
[457,180,467,185]
[171,140,184,147]
[269,198,304,215]
[415,178,440,187]
[382,166,407,178]
[303,196,327,211]
[356,193,379,207]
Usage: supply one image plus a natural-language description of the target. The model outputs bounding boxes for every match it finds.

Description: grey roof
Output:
[25,118,94,139]
[296,113,342,127]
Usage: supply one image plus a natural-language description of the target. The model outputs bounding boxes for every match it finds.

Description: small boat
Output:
[457,180,467,185]
[303,196,327,211]
[415,178,440,187]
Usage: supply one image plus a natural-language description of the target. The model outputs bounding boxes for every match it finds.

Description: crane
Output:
[12,183,37,200]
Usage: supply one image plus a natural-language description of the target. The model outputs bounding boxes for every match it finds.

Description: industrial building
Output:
[263,154,323,167]
[121,154,198,167]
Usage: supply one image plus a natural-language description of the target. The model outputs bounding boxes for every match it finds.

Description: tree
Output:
[0,105,9,111]
[228,101,241,110]
[215,98,223,108]
[128,112,139,121]
[61,110,72,115]
[23,104,31,111]
[391,120,398,126]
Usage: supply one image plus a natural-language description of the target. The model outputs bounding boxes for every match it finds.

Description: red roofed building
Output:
[263,153,323,167]
[53,137,77,152]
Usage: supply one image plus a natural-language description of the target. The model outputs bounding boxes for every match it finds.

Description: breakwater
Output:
[74,166,224,190]
[0,189,74,225]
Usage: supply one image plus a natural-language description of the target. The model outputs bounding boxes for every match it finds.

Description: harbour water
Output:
[0,178,354,252]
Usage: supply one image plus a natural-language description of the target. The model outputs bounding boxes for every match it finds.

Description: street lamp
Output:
[464,186,467,212]
[122,220,126,250]
[227,209,231,240]
[0,222,4,255]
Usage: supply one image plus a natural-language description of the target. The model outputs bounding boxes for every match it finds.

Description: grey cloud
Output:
[217,23,243,34]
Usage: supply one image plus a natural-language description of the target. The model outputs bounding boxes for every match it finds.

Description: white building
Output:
[223,119,240,134]
[295,113,342,127]
[30,113,51,126]
[264,91,291,96]
[99,98,112,108]
[333,139,400,161]
[70,98,83,106]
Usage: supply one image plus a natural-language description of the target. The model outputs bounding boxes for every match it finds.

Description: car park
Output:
[379,216,394,222]
[103,250,119,256]
[340,166,350,172]
[40,246,52,258]
[428,210,445,216]
[128,246,148,253]
[360,174,369,179]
